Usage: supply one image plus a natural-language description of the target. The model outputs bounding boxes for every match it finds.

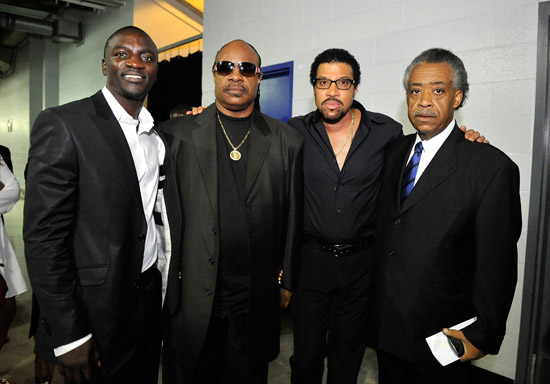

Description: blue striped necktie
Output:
[401,142,423,201]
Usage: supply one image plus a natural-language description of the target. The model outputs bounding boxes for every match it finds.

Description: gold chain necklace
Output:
[217,111,251,161]
[334,109,355,163]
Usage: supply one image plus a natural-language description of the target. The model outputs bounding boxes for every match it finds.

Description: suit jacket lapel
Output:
[245,110,271,199]
[192,105,219,217]
[89,91,143,211]
[400,125,460,213]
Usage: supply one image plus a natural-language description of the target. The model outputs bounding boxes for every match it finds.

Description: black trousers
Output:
[290,240,374,384]
[377,349,472,384]
[163,306,268,384]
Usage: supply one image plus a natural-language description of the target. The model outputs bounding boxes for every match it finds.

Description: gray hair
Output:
[403,48,469,109]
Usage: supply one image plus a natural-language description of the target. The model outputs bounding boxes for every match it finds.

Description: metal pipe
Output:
[0,12,53,37]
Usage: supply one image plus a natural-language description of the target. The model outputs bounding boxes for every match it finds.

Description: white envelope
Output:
[425,317,477,366]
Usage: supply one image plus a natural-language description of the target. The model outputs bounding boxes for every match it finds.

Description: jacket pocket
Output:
[77,265,109,286]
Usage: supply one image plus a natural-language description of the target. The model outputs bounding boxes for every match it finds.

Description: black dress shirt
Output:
[214,111,251,313]
[288,100,402,244]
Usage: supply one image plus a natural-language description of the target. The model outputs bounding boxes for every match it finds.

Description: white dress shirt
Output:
[406,120,456,188]
[0,157,27,299]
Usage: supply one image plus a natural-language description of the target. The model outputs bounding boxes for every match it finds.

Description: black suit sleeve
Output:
[463,159,521,354]
[280,137,304,290]
[24,109,91,347]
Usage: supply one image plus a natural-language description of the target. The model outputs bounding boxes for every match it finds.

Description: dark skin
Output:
[56,27,158,384]
[101,28,158,119]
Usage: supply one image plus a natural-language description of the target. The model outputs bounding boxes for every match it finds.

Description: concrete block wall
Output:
[202,0,542,379]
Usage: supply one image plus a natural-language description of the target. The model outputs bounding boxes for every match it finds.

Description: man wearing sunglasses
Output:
[160,40,304,383]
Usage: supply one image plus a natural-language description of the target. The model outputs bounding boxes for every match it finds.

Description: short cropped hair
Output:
[103,26,154,59]
[309,48,361,87]
[213,40,262,67]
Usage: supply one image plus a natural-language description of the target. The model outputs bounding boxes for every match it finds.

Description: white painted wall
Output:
[201,0,542,379]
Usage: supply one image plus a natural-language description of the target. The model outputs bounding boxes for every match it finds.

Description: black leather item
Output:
[303,235,367,257]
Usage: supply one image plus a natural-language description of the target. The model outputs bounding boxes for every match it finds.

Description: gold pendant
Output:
[230,149,241,161]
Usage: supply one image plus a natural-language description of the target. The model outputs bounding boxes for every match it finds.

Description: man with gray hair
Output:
[372,48,521,383]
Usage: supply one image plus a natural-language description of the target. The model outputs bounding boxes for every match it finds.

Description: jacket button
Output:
[208,258,215,265]
[205,289,212,296]
[212,228,217,235]
[388,251,395,257]
[394,218,401,225]
[138,234,146,241]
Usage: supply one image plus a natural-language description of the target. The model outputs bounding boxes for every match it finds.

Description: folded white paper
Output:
[425,317,477,366]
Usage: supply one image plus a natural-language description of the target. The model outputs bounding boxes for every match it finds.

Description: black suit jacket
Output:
[160,104,304,369]
[374,125,521,364]
[24,91,182,372]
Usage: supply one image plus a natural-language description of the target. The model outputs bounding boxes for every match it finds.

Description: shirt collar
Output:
[101,87,155,133]
[413,119,455,155]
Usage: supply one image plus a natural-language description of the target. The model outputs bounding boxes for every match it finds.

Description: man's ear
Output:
[102,59,107,76]
[453,90,464,109]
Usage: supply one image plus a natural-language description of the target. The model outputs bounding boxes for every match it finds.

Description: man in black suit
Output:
[160,39,303,383]
[374,48,521,383]
[24,26,181,383]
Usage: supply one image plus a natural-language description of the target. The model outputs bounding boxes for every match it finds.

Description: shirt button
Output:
[394,218,401,225]
[205,289,212,296]
[388,251,395,257]
[212,228,217,235]
[336,209,342,213]
[138,234,146,241]
[208,258,215,265]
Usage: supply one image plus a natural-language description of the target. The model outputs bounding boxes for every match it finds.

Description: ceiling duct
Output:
[0,12,82,42]
[0,11,82,78]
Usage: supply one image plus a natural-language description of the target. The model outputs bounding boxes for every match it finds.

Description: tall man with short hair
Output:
[373,48,521,383]
[161,39,303,383]
[24,26,181,383]
[288,48,402,384]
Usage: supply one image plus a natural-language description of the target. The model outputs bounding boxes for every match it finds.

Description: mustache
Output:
[414,110,438,117]
[223,85,248,94]
[321,97,343,106]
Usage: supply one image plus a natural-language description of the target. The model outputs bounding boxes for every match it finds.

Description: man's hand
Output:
[443,328,485,362]
[186,106,206,115]
[460,125,489,144]
[0,181,4,191]
[57,338,101,383]
[280,288,293,308]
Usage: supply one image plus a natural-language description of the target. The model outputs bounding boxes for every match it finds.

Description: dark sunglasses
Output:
[212,61,261,77]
